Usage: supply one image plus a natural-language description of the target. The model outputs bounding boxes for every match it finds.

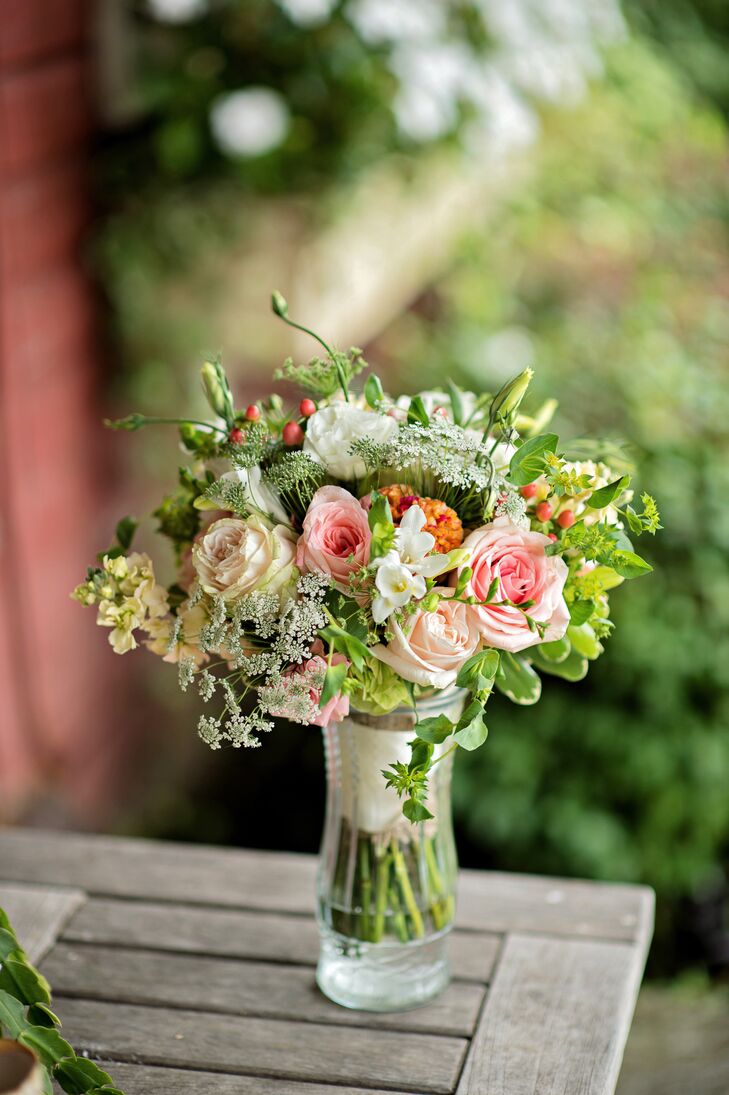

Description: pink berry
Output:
[521,483,539,499]
[557,509,576,529]
[228,427,244,444]
[245,404,260,422]
[535,501,553,522]
[299,398,316,417]
[283,421,304,446]
[547,532,558,542]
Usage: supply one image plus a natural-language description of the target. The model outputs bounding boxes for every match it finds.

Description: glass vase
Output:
[316,688,464,1011]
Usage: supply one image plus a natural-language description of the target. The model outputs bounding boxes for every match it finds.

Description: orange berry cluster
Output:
[377,484,464,554]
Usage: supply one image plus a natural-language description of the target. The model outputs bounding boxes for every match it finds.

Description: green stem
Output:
[388,884,409,943]
[274,312,349,402]
[109,415,228,435]
[391,839,425,939]
[359,837,372,942]
[373,849,390,942]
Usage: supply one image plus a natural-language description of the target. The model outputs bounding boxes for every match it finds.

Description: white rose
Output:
[303,403,397,480]
[192,516,296,602]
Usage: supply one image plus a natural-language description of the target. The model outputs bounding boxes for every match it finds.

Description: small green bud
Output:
[489,367,534,425]
[200,360,234,426]
[271,290,289,318]
[421,591,440,612]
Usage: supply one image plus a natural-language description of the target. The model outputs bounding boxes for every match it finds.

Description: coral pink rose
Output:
[373,588,481,689]
[297,485,371,590]
[453,516,569,652]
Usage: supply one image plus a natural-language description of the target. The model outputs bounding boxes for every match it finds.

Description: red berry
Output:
[521,483,539,499]
[282,421,304,446]
[299,398,316,417]
[535,501,553,522]
[245,404,260,422]
[228,427,244,444]
[547,532,558,542]
[557,509,576,529]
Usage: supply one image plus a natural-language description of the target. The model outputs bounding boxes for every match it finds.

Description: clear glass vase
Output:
[316,688,464,1011]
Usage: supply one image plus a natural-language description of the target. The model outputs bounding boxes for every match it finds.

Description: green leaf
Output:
[453,701,488,750]
[455,648,500,692]
[319,623,369,672]
[364,374,384,408]
[0,988,26,1038]
[115,516,138,551]
[0,957,52,1005]
[508,433,559,486]
[0,925,21,960]
[496,653,542,705]
[19,1026,75,1071]
[367,492,395,560]
[413,715,454,744]
[586,475,630,509]
[446,381,464,425]
[568,600,595,626]
[319,662,348,708]
[611,550,653,579]
[408,739,434,771]
[624,506,644,535]
[54,1056,116,1094]
[324,589,368,642]
[27,1003,61,1028]
[567,623,603,660]
[403,799,433,822]
[532,647,589,681]
[537,635,571,663]
[407,395,430,426]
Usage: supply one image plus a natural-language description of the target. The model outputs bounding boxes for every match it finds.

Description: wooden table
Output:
[0,828,653,1095]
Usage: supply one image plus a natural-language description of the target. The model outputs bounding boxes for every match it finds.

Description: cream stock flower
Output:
[303,403,397,480]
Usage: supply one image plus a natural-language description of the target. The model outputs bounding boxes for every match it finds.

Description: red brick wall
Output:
[0,1,122,819]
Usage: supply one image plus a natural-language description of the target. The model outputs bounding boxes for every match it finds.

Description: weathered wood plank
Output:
[0,882,85,962]
[107,1062,416,1095]
[42,942,484,1037]
[457,934,649,1095]
[0,829,653,943]
[62,897,501,984]
[53,997,467,1095]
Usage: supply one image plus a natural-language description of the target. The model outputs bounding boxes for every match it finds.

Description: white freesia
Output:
[303,403,397,480]
[372,551,426,624]
[394,504,443,577]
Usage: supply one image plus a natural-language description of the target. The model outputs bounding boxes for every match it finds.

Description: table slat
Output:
[0,882,85,962]
[53,997,468,1095]
[456,934,648,1095]
[108,1062,416,1095]
[0,828,653,943]
[62,896,500,983]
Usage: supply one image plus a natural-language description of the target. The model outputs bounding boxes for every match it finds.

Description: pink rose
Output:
[373,589,481,688]
[453,516,569,652]
[297,485,371,590]
[271,649,350,728]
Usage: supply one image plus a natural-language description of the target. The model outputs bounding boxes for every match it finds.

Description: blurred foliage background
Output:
[92,0,729,988]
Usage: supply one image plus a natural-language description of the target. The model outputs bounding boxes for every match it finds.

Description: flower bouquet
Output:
[74,293,660,1010]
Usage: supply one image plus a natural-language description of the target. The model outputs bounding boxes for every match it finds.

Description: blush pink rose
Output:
[453,516,569,652]
[273,649,350,728]
[297,485,371,590]
[373,588,481,688]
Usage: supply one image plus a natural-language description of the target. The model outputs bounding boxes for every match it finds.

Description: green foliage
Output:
[378,36,729,966]
[507,433,559,486]
[0,907,125,1094]
[367,492,396,560]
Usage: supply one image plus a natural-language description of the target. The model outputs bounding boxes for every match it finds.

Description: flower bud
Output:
[271,290,288,318]
[489,367,534,426]
[420,591,440,612]
[200,360,234,425]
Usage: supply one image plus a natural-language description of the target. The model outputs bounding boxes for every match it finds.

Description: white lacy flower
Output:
[223,466,289,525]
[372,551,426,624]
[394,505,443,578]
[303,403,397,480]
[210,88,290,159]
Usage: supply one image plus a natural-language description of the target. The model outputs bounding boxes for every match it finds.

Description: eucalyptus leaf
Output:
[496,653,542,705]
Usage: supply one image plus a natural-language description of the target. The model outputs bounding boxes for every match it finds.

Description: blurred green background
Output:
[91,1,729,1056]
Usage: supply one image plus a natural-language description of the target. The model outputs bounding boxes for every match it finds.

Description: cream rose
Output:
[303,403,397,480]
[193,515,296,602]
[453,516,569,652]
[373,589,481,689]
